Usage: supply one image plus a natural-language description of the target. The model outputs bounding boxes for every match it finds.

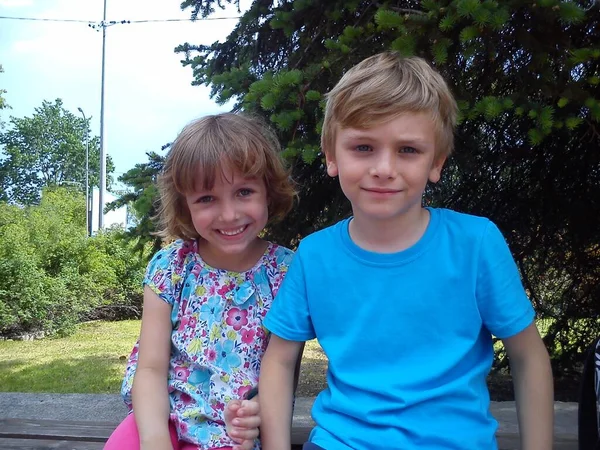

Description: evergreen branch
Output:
[374,3,425,16]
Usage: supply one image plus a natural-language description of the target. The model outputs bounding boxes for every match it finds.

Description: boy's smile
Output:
[326,112,445,230]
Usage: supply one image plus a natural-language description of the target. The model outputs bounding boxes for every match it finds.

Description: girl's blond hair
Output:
[156,113,295,241]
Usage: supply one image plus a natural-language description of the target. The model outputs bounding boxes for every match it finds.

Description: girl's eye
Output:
[355,144,372,152]
[400,146,418,154]
[197,196,213,204]
[238,188,253,197]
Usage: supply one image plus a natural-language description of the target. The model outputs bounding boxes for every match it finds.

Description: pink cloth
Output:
[104,413,233,450]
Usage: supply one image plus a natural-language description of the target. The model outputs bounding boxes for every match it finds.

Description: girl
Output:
[105,113,296,450]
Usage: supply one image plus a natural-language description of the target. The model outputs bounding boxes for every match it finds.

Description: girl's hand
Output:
[225,399,260,450]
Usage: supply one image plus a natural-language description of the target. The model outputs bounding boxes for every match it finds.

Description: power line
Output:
[0,15,241,24]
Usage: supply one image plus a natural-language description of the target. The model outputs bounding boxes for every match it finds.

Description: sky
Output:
[0,0,249,185]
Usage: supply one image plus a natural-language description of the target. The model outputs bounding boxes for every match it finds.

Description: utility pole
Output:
[98,0,107,230]
[77,107,90,237]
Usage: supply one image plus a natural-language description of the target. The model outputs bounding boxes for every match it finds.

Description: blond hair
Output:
[156,113,295,241]
[321,52,458,159]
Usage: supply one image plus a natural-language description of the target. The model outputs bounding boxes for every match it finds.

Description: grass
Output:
[0,320,581,401]
[0,320,328,397]
[0,320,141,393]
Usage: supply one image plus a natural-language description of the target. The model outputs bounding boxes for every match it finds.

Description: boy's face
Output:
[326,112,445,224]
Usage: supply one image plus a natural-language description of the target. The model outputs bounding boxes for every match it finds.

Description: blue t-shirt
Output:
[264,208,535,450]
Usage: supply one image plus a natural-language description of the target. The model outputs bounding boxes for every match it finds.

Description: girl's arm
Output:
[502,322,554,450]
[259,335,305,450]
[131,285,174,450]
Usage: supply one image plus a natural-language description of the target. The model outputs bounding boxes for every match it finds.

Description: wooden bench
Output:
[0,418,578,449]
[0,418,312,449]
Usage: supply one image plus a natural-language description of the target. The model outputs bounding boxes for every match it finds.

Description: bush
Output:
[0,187,147,337]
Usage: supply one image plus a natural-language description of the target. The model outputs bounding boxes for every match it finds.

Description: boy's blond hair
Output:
[156,113,295,241]
[321,52,458,159]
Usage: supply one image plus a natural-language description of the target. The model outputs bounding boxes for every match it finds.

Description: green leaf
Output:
[459,26,480,43]
[260,93,277,111]
[569,48,592,64]
[270,111,296,131]
[390,35,417,57]
[432,38,452,64]
[502,98,514,109]
[538,106,554,131]
[558,2,585,24]
[374,9,405,30]
[472,7,491,26]
[565,116,583,130]
[301,145,320,164]
[456,0,481,18]
[489,7,510,30]
[305,90,321,101]
[527,128,544,146]
[422,0,439,12]
[557,97,569,108]
[439,15,455,32]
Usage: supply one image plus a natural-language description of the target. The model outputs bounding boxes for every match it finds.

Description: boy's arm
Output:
[259,335,305,450]
[502,322,554,450]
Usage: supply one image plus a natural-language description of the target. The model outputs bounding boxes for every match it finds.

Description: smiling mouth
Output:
[218,225,247,236]
[363,188,401,194]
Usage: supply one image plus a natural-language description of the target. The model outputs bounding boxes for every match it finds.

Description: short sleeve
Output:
[143,240,190,306]
[264,247,315,341]
[267,246,295,298]
[476,222,535,339]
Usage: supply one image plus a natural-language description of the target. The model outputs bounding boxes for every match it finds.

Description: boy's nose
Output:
[370,151,397,178]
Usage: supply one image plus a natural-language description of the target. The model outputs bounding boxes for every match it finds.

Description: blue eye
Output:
[355,144,371,152]
[400,146,417,154]
[238,188,253,197]
[197,196,213,203]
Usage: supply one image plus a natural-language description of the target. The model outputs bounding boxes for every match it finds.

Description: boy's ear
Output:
[325,152,338,177]
[428,155,447,184]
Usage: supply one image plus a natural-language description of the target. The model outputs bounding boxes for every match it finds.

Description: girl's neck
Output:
[197,238,269,272]
[349,207,430,254]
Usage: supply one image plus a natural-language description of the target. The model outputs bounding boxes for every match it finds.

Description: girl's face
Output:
[185,163,269,271]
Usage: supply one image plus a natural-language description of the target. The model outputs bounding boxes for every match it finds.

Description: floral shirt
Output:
[121,239,294,449]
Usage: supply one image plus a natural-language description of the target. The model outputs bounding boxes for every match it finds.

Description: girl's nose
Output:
[219,200,239,222]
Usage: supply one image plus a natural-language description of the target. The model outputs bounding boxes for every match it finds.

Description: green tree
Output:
[0,187,146,336]
[170,0,600,372]
[0,98,115,205]
[0,64,8,112]
[107,150,165,257]
[0,64,10,130]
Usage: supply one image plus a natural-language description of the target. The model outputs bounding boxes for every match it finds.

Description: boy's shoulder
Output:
[433,207,494,237]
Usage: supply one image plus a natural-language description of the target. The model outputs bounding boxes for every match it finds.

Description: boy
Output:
[258,52,554,449]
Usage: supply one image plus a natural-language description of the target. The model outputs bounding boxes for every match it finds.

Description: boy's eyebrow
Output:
[342,130,431,144]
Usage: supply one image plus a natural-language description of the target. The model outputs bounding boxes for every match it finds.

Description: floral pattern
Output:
[120,239,293,449]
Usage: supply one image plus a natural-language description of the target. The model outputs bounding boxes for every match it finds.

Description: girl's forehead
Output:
[192,163,261,191]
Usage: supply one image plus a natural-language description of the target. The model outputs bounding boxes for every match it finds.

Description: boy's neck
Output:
[348,207,430,254]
